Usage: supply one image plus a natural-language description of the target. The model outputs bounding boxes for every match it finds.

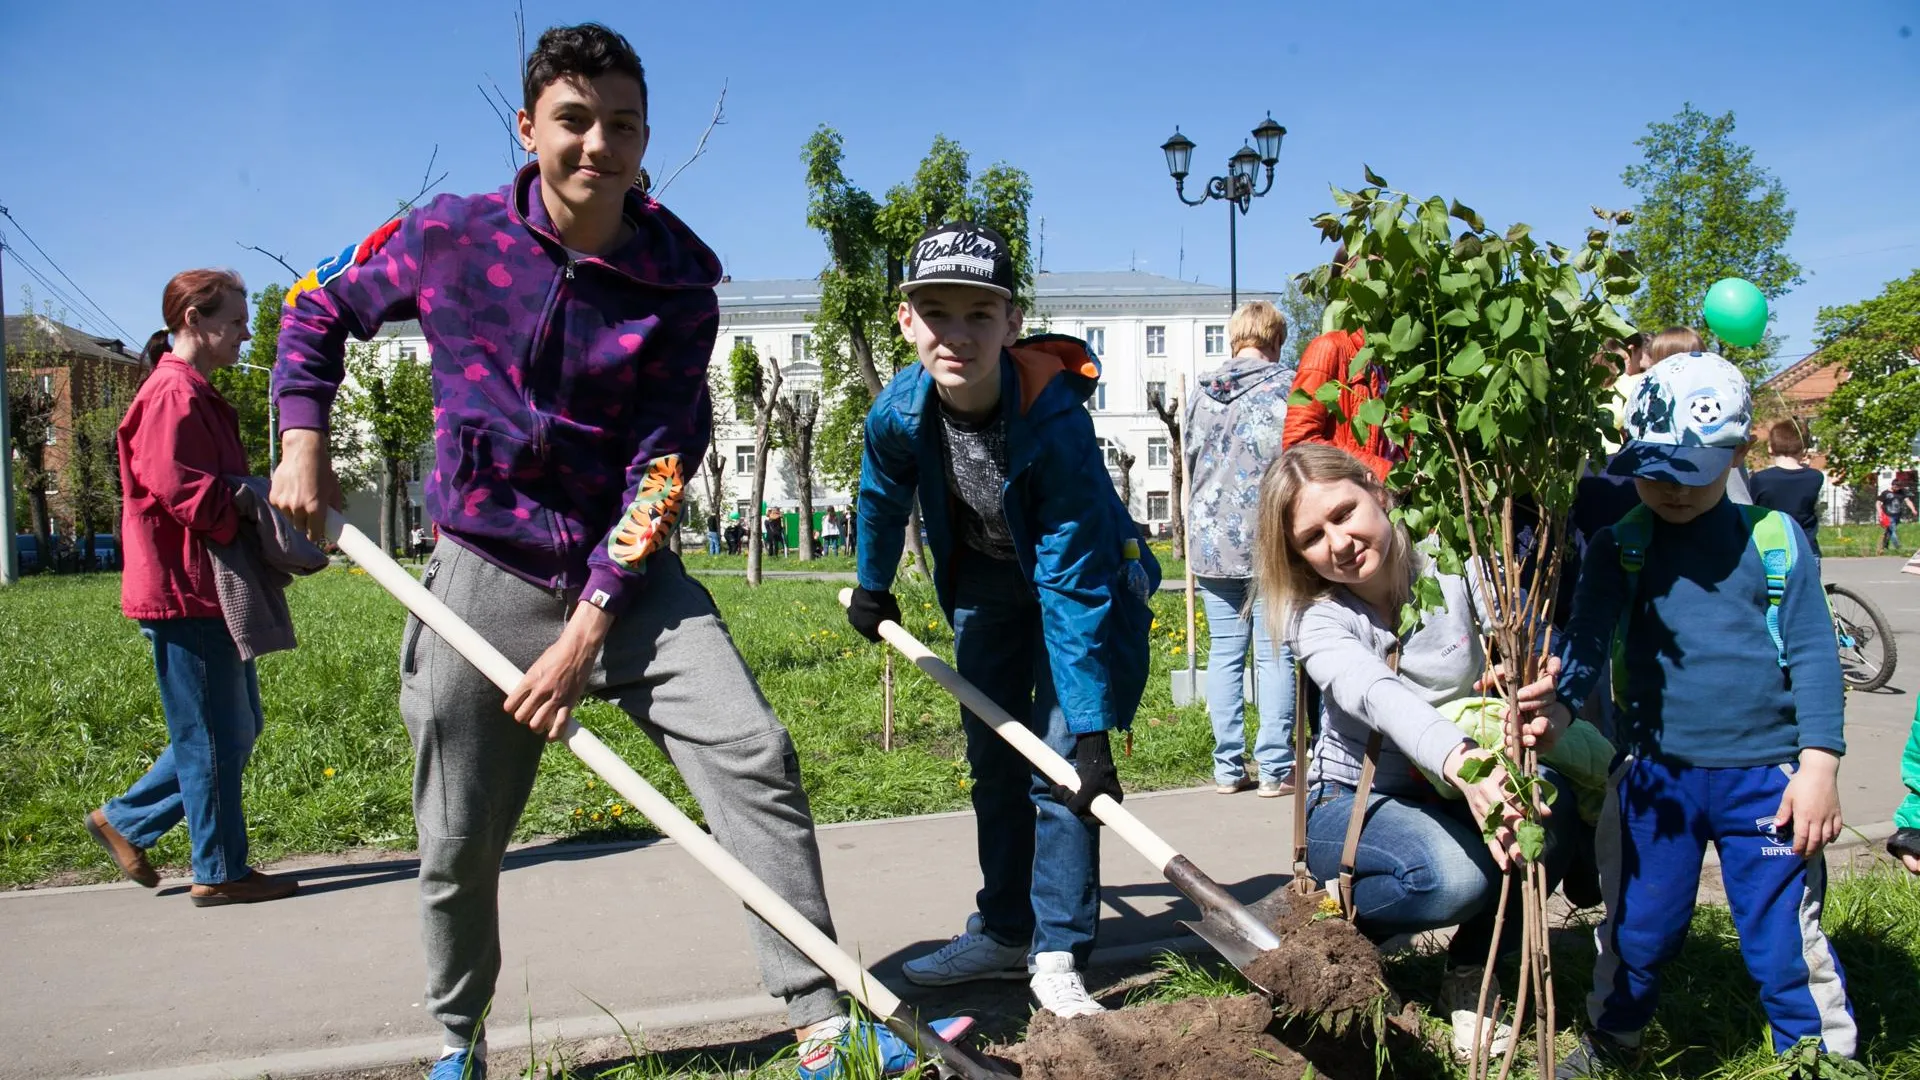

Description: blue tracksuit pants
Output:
[1589,755,1856,1055]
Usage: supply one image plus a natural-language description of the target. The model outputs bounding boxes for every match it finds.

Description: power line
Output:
[0,238,122,341]
[0,203,135,342]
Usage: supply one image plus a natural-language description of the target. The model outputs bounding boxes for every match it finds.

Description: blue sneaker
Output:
[427,1046,486,1080]
[796,1016,975,1079]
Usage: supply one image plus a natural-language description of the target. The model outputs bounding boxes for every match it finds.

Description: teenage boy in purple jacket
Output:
[270,24,956,1080]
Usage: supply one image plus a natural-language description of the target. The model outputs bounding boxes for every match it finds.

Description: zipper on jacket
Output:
[563,258,576,281]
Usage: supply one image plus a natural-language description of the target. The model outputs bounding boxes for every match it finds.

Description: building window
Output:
[1085,383,1107,411]
[733,334,753,352]
[1147,491,1170,521]
[1205,325,1226,355]
[1147,436,1169,469]
[790,388,817,416]
[38,374,53,395]
[399,345,419,363]
[1145,326,1166,356]
[735,445,756,474]
[1145,380,1167,410]
[792,334,809,363]
[1096,437,1125,467]
[1085,327,1105,356]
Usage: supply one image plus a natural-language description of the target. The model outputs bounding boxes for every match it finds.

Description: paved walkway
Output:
[5,559,1913,1080]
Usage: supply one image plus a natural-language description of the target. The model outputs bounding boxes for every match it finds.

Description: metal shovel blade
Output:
[1165,855,1282,994]
[882,1015,1014,1079]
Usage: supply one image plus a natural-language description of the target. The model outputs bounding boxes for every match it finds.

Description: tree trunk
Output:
[746,360,784,586]
[28,488,51,570]
[796,417,816,562]
[703,446,727,546]
[1150,387,1186,559]
[379,458,400,557]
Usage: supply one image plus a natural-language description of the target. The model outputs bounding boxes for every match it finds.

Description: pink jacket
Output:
[118,354,246,620]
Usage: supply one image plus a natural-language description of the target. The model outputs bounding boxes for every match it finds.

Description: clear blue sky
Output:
[2,0,1915,368]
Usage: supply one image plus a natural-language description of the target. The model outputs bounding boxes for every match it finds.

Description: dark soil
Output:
[1243,891,1396,1021]
[996,995,1307,1079]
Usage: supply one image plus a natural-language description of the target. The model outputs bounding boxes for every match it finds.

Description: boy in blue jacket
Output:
[1553,353,1856,1075]
[846,222,1158,1018]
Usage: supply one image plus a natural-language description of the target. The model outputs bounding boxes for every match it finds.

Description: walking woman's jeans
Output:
[1305,768,1578,963]
[1196,576,1295,784]
[104,618,265,884]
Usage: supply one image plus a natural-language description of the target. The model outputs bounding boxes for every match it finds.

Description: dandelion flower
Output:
[611,804,625,818]
[591,812,603,822]
[586,779,596,790]
[323,767,336,779]
[572,808,584,818]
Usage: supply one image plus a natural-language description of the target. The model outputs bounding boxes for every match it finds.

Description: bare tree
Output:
[1148,386,1186,558]
[1112,445,1137,513]
[743,356,783,586]
[773,387,820,561]
[702,443,727,545]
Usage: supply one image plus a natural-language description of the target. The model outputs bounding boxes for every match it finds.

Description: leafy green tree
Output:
[208,283,285,474]
[1618,104,1801,378]
[6,297,60,561]
[1812,269,1920,481]
[1278,278,1326,368]
[1303,169,1640,1075]
[337,339,433,556]
[728,339,781,584]
[62,406,121,567]
[802,127,1033,577]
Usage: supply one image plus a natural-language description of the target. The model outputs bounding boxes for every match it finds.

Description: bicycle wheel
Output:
[1827,583,1898,692]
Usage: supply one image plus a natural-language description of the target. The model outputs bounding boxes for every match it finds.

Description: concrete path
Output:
[4,559,1913,1080]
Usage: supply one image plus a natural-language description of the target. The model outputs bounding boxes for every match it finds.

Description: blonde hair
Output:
[1228,300,1288,358]
[1640,326,1707,368]
[1254,443,1415,638]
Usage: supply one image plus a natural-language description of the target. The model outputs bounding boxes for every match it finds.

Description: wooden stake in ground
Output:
[1180,377,1197,693]
[882,650,896,751]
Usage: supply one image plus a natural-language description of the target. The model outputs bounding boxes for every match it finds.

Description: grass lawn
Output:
[0,566,1223,887]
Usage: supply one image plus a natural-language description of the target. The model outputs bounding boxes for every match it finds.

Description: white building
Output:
[362,269,1275,539]
[711,270,1276,533]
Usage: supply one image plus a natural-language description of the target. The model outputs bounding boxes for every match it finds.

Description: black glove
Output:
[846,587,901,643]
[1890,827,1920,862]
[1051,730,1123,820]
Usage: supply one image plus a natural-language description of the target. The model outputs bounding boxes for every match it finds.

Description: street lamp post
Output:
[1159,113,1287,310]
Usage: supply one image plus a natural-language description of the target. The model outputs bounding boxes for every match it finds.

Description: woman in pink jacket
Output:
[83,269,296,906]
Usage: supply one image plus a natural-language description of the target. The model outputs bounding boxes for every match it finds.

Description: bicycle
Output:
[1826,582,1897,692]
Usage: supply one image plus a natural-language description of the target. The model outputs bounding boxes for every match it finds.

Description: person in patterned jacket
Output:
[269,23,952,1080]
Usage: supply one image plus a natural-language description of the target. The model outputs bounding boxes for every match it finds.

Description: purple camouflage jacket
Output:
[274,164,721,616]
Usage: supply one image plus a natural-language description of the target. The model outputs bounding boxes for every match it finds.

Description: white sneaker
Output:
[901,913,1028,987]
[1440,964,1514,1061]
[1029,951,1105,1018]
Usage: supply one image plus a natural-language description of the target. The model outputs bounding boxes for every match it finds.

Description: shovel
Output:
[329,513,1010,1080]
[837,589,1285,991]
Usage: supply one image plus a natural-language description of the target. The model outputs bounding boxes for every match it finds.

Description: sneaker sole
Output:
[900,966,1030,988]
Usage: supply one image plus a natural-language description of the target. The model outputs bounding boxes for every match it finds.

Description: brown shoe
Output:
[190,870,298,907]
[84,810,158,888]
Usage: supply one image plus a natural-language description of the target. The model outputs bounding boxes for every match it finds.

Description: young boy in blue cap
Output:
[1552,352,1856,1075]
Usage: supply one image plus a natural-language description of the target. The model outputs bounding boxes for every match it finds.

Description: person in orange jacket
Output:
[1280,250,1395,481]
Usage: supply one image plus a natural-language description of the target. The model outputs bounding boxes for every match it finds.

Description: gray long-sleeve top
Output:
[1291,566,1491,795]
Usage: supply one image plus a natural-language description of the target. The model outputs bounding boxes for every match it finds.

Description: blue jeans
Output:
[1305,767,1578,963]
[104,618,265,884]
[1196,576,1295,784]
[952,554,1101,963]
[706,531,721,555]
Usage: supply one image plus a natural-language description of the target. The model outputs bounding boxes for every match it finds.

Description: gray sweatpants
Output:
[398,540,841,1044]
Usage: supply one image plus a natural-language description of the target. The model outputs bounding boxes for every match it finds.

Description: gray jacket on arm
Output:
[1292,567,1490,795]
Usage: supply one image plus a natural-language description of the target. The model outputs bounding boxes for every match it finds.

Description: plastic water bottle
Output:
[1122,538,1152,603]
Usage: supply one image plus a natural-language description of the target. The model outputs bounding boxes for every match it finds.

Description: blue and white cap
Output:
[1606,351,1753,487]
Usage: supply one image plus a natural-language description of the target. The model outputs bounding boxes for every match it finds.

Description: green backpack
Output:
[1610,503,1808,704]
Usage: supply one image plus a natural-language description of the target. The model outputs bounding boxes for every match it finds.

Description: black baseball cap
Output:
[900,221,1014,299]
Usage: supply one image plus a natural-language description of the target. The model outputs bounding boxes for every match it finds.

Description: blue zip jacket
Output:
[1556,497,1844,767]
[857,335,1161,735]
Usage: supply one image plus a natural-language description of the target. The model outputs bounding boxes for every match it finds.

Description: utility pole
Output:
[1,230,18,584]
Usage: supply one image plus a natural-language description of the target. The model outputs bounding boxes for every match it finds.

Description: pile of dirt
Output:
[1243,891,1395,1021]
[996,995,1307,1080]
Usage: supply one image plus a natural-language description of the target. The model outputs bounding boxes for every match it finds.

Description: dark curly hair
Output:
[523,23,647,115]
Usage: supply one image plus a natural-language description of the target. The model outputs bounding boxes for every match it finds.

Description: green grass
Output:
[1120,867,1920,1080]
[1820,523,1920,558]
[0,567,1229,886]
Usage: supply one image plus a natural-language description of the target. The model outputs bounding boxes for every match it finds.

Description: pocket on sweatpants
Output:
[401,557,444,675]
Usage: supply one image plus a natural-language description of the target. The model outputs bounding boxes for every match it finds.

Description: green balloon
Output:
[1703,278,1768,348]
